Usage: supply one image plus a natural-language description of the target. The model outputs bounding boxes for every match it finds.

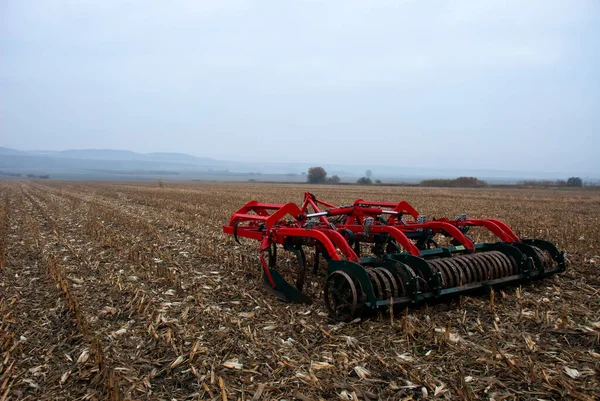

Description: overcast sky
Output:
[1,0,599,173]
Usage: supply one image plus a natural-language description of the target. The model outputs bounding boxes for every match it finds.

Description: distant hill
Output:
[0,147,225,180]
[44,149,219,165]
[56,149,145,160]
[145,152,217,163]
[0,146,27,155]
[0,146,596,183]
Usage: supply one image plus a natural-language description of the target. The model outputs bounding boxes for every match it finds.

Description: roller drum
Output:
[427,251,519,289]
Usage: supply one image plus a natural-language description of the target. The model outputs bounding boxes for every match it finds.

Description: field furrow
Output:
[0,189,99,400]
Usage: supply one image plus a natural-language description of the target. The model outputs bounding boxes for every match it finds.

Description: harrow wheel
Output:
[324,270,363,322]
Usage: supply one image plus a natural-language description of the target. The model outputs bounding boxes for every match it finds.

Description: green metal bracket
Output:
[522,238,566,273]
[512,243,546,274]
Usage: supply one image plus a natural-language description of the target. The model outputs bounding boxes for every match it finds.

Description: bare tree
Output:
[307,167,327,183]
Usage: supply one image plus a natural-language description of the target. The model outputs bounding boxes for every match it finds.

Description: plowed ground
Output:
[0,181,598,400]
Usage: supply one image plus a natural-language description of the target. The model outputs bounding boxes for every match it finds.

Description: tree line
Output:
[306,167,585,188]
[0,171,50,179]
[517,177,583,187]
[307,167,380,185]
[420,177,487,187]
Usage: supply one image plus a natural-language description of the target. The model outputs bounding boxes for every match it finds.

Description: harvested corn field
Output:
[0,180,599,400]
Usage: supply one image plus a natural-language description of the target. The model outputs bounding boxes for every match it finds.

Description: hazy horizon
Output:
[2,1,599,174]
[1,145,598,177]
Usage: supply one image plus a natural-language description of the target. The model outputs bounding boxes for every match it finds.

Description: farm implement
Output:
[223,193,566,321]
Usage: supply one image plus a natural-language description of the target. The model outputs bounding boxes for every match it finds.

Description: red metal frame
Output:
[299,192,521,250]
[223,194,523,290]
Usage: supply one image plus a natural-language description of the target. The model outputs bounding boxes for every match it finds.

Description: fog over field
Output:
[1,1,599,181]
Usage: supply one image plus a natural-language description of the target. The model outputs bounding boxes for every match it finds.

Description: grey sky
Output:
[1,0,599,173]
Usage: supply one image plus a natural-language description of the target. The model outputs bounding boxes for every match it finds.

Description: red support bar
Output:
[325,206,360,217]
[484,219,520,242]
[227,200,287,225]
[273,227,360,262]
[352,199,420,220]
[464,219,519,243]
[390,201,420,220]
[265,203,305,229]
[229,213,268,223]
[251,203,288,210]
[318,229,361,263]
[341,225,422,256]
[410,221,476,251]
[223,225,263,241]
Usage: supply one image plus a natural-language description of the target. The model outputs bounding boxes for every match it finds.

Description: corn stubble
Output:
[0,180,598,400]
